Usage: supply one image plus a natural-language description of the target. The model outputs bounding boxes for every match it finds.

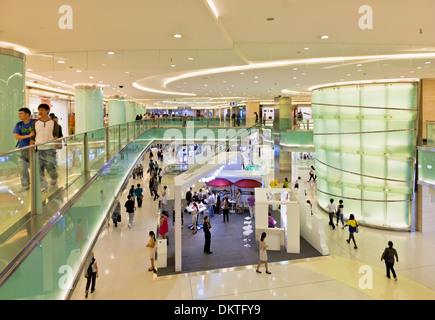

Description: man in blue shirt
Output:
[13,108,34,191]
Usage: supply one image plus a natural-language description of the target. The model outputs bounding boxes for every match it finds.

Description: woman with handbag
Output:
[344,214,358,249]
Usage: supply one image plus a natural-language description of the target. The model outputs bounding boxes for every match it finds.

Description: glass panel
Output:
[87,129,106,171]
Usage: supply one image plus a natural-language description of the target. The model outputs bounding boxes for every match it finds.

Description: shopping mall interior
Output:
[1,0,435,302]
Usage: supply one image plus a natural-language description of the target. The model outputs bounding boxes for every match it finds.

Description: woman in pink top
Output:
[159,213,168,239]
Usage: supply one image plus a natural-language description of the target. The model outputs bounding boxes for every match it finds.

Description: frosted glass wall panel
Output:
[312,82,417,230]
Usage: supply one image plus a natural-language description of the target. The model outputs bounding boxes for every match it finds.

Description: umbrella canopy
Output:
[205,178,233,187]
[234,179,262,188]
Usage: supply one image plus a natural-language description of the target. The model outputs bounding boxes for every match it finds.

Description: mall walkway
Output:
[70,151,435,300]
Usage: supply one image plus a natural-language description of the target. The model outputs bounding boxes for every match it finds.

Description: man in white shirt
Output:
[207,192,215,217]
[327,199,336,230]
[30,104,60,192]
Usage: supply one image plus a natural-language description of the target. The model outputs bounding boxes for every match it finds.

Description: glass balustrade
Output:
[0,117,257,298]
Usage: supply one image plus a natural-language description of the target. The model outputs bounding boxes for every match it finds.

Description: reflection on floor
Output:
[70,153,435,300]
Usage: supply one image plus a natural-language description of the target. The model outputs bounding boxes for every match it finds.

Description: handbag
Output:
[355,221,359,233]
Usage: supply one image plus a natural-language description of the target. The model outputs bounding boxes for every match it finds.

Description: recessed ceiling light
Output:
[101,64,107,67]
[240,72,244,74]
[125,71,130,74]
[107,51,115,55]
[357,69,362,72]
[188,57,194,60]
[57,60,66,64]
[173,34,182,38]
[171,64,176,67]
[76,70,82,73]
[89,76,94,79]
[425,61,431,64]
[293,67,298,71]
[357,64,362,67]
[61,80,66,83]
[417,66,423,69]
[304,47,310,51]
[320,35,329,39]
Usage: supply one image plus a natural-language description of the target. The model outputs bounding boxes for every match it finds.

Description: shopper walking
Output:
[327,199,336,230]
[222,197,230,222]
[256,232,271,274]
[149,177,155,197]
[153,177,160,201]
[135,184,143,208]
[84,254,99,298]
[13,107,34,191]
[344,214,358,249]
[203,216,212,254]
[111,200,121,227]
[247,192,255,218]
[308,166,316,182]
[125,195,136,228]
[381,241,399,280]
[146,231,157,273]
[336,200,345,228]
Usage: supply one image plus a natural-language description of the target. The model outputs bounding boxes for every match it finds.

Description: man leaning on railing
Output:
[30,104,60,193]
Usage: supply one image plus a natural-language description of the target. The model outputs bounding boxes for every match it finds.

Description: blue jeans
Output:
[336,213,344,226]
[209,204,214,217]
[18,149,30,188]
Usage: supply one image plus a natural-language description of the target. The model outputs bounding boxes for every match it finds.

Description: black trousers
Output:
[328,213,335,229]
[204,233,211,252]
[85,272,97,292]
[223,209,229,222]
[385,261,397,279]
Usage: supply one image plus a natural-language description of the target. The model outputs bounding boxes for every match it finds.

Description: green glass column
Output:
[0,46,26,153]
[126,101,136,122]
[108,96,126,126]
[74,84,104,134]
[312,81,418,230]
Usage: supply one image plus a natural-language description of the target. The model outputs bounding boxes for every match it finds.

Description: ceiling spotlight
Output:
[320,35,329,39]
[304,47,310,50]
[173,34,183,38]
[107,51,115,55]
[188,57,194,60]
[76,70,82,73]
[171,64,176,67]
[57,60,66,64]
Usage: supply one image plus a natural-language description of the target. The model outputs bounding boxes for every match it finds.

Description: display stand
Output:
[254,188,300,253]
[157,239,167,268]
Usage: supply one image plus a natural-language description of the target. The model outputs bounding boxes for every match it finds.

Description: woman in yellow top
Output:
[344,214,358,249]
[146,231,157,273]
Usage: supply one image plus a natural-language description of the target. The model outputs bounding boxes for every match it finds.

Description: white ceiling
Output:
[2,0,435,106]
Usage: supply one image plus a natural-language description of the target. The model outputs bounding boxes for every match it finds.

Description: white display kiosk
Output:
[254,188,300,253]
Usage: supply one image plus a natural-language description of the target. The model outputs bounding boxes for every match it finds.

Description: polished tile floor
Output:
[70,154,435,300]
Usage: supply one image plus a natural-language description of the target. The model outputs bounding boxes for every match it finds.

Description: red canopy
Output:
[234,179,262,188]
[205,178,233,187]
